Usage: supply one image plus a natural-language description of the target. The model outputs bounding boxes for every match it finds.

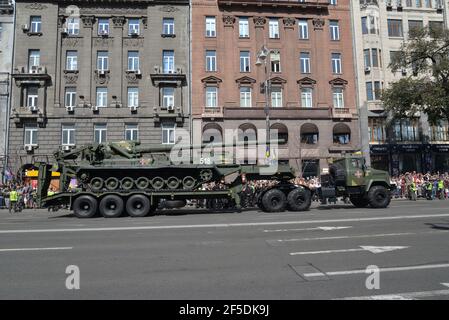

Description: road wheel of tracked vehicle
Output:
[73,195,98,218]
[99,195,124,218]
[105,177,120,190]
[167,176,180,190]
[287,188,312,212]
[367,185,391,208]
[200,169,213,182]
[121,177,134,191]
[126,194,153,217]
[136,177,150,190]
[90,177,104,192]
[182,176,196,190]
[261,188,287,213]
[151,177,165,190]
[350,196,369,208]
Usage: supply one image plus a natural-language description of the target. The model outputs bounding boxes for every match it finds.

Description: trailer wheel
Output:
[99,195,124,218]
[287,188,311,212]
[261,188,287,212]
[367,185,391,208]
[349,196,369,208]
[126,194,153,217]
[73,195,98,218]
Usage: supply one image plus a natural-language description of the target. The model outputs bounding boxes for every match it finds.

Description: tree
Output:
[382,26,449,124]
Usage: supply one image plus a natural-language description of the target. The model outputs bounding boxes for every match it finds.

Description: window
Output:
[96,87,108,107]
[205,16,216,37]
[371,48,379,67]
[329,20,340,41]
[393,119,420,141]
[298,20,309,39]
[368,118,387,143]
[331,53,342,74]
[163,18,175,35]
[28,50,40,69]
[415,0,422,7]
[240,51,250,72]
[62,125,75,146]
[374,81,382,100]
[301,88,313,108]
[269,19,279,39]
[125,124,139,141]
[127,87,139,107]
[406,0,413,6]
[364,49,371,68]
[271,88,282,108]
[97,51,109,71]
[162,87,175,108]
[128,18,140,36]
[67,17,79,35]
[66,51,78,71]
[240,87,251,108]
[369,16,378,34]
[271,52,281,72]
[429,21,444,34]
[206,87,217,107]
[162,123,176,144]
[0,23,3,41]
[388,19,403,37]
[65,87,76,107]
[333,133,350,145]
[98,18,109,35]
[24,124,38,146]
[163,50,175,73]
[205,50,217,72]
[27,86,38,108]
[424,0,432,8]
[128,51,139,71]
[301,132,319,144]
[408,20,423,35]
[366,82,374,101]
[429,121,449,141]
[94,124,107,143]
[329,0,337,4]
[30,16,41,33]
[390,50,400,64]
[300,52,311,74]
[361,17,368,35]
[239,17,249,38]
[332,87,344,108]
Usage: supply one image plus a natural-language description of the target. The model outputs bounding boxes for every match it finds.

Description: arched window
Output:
[270,123,288,144]
[300,123,319,145]
[333,123,351,145]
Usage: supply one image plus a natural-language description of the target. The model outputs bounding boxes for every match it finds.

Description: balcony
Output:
[223,106,331,119]
[0,0,13,14]
[367,101,384,112]
[331,107,353,119]
[153,105,184,123]
[217,0,329,9]
[150,66,187,87]
[12,66,51,87]
[202,106,224,119]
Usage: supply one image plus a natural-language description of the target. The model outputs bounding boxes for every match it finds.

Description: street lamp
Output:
[256,45,271,161]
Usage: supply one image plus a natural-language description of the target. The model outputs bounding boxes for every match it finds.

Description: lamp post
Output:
[255,45,271,161]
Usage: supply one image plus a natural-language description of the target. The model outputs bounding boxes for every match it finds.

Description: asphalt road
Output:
[0,199,449,300]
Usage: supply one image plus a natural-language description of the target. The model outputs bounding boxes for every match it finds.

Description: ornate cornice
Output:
[112,16,126,28]
[222,15,236,27]
[312,18,325,30]
[283,17,296,29]
[81,15,95,28]
[253,16,266,28]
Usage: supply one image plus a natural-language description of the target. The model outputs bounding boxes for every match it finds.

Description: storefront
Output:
[301,159,320,178]
[431,144,449,173]
[391,144,423,175]
[24,169,60,190]
[369,145,390,172]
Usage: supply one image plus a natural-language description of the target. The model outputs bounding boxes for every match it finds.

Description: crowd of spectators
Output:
[0,182,39,212]
[390,172,449,200]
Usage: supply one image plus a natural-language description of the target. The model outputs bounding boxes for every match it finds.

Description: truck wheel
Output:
[126,194,152,217]
[262,189,287,212]
[287,188,311,212]
[99,195,124,218]
[368,186,391,208]
[350,196,369,208]
[73,195,98,218]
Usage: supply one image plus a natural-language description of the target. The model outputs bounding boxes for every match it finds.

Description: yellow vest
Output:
[438,181,444,189]
[10,191,18,201]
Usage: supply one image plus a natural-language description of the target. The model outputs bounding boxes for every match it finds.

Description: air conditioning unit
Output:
[167,105,174,111]
[130,106,138,112]
[99,30,109,36]
[30,65,39,74]
[92,105,99,111]
[365,66,371,72]
[62,28,68,34]
[22,24,29,31]
[62,145,71,152]
[29,105,38,112]
[130,29,139,36]
[66,105,74,112]
[136,69,141,75]
[176,67,182,74]
[98,70,106,75]
[24,145,33,152]
[401,68,407,75]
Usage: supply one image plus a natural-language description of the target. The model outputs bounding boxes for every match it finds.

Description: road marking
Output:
[272,230,449,243]
[1,213,449,234]
[264,226,352,233]
[290,245,408,255]
[303,263,449,278]
[0,247,73,252]
[339,283,449,300]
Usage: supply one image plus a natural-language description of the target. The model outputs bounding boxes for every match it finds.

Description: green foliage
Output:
[382,26,449,124]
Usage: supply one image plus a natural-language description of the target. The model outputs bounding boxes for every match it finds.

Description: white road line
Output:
[1,213,449,234]
[273,230,449,243]
[339,284,449,300]
[303,263,449,278]
[0,247,73,252]
[290,245,408,255]
[264,226,352,233]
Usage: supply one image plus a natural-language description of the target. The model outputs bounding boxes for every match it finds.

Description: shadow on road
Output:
[426,222,449,230]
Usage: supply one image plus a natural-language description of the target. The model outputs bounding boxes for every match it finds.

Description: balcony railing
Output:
[202,106,224,118]
[332,107,353,119]
[217,0,329,8]
[223,106,331,119]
